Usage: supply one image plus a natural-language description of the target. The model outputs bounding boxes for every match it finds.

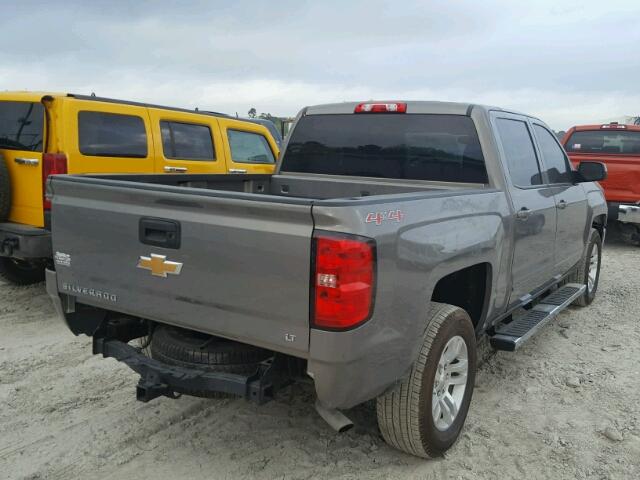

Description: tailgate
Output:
[50,177,314,357]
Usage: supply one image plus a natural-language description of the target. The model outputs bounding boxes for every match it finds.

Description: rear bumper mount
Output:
[618,204,640,225]
[92,318,292,405]
[0,222,51,258]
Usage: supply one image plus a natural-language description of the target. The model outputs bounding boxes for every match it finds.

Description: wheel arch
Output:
[429,262,492,332]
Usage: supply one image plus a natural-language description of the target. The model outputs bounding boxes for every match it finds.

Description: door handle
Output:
[516,207,531,220]
[139,217,181,249]
[557,200,567,210]
[229,168,248,174]
[164,166,187,173]
[14,157,40,166]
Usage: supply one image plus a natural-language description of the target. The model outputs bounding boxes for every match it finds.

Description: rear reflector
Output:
[354,102,407,114]
[312,231,376,330]
[42,153,68,210]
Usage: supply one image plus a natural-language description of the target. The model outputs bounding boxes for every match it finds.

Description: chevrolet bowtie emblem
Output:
[137,254,183,278]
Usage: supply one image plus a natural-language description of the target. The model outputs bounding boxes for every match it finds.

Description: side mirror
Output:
[576,161,607,182]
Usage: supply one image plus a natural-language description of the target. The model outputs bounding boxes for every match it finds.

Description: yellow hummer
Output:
[0,92,280,284]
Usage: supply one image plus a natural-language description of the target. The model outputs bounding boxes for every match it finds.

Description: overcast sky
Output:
[1,0,639,130]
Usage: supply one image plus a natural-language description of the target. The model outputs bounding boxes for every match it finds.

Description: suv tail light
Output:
[311,231,376,330]
[354,102,407,113]
[42,153,67,210]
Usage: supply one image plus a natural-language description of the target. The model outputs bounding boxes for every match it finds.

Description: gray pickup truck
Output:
[46,101,607,458]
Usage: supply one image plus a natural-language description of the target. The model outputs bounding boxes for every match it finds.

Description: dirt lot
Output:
[1,229,639,480]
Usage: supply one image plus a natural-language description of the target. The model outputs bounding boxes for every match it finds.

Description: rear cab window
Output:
[565,130,640,155]
[281,114,488,183]
[78,111,147,157]
[0,101,44,152]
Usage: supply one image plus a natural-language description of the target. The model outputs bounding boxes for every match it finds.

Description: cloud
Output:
[1,0,639,129]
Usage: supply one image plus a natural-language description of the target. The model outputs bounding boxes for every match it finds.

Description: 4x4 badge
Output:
[137,254,183,278]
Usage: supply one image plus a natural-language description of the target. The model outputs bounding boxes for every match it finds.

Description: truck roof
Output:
[566,122,640,133]
[304,100,534,120]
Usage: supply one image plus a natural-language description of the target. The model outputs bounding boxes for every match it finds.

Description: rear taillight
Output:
[311,231,376,330]
[42,153,67,210]
[354,102,407,113]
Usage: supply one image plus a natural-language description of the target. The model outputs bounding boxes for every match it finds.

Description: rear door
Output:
[64,99,155,174]
[147,108,226,174]
[532,123,587,275]
[492,113,558,303]
[0,98,45,227]
[218,118,279,174]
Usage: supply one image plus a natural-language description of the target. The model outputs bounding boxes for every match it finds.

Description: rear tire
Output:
[376,302,476,458]
[0,257,45,285]
[618,222,640,246]
[0,154,11,221]
[150,325,272,398]
[568,228,602,307]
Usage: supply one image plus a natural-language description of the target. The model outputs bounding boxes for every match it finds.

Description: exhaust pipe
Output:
[315,399,354,433]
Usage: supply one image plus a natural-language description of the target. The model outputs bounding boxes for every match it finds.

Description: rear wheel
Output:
[0,257,45,285]
[0,154,10,221]
[619,222,640,246]
[569,228,602,306]
[150,325,272,398]
[376,302,477,458]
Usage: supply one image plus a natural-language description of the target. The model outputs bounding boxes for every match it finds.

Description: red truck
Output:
[563,122,640,244]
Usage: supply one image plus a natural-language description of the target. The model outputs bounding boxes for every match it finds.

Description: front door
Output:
[218,118,279,174]
[532,123,588,274]
[493,114,558,304]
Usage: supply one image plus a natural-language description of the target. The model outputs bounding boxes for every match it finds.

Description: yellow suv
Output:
[0,91,280,284]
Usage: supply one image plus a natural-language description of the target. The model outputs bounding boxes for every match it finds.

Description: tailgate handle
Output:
[139,218,181,249]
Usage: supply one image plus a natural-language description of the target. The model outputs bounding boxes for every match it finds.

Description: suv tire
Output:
[150,325,271,398]
[376,302,476,458]
[569,227,602,306]
[0,154,11,221]
[0,257,45,285]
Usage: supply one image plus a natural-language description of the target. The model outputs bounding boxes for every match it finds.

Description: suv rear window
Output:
[565,130,640,155]
[282,114,487,183]
[78,111,147,157]
[0,101,44,152]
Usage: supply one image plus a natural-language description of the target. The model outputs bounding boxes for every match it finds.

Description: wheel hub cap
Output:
[432,335,468,431]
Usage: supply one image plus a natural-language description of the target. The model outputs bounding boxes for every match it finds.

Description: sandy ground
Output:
[1,228,639,480]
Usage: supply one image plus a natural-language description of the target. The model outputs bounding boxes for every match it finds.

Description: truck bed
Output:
[48,172,487,358]
[59,172,483,202]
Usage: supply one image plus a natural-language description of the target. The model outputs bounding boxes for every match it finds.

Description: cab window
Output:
[78,111,147,157]
[0,101,44,152]
[160,121,215,161]
[227,130,275,164]
[533,124,572,184]
[495,118,542,187]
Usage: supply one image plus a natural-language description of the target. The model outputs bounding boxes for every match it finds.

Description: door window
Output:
[227,130,275,164]
[495,118,542,187]
[533,125,572,184]
[78,111,147,157]
[0,101,44,152]
[160,121,215,161]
